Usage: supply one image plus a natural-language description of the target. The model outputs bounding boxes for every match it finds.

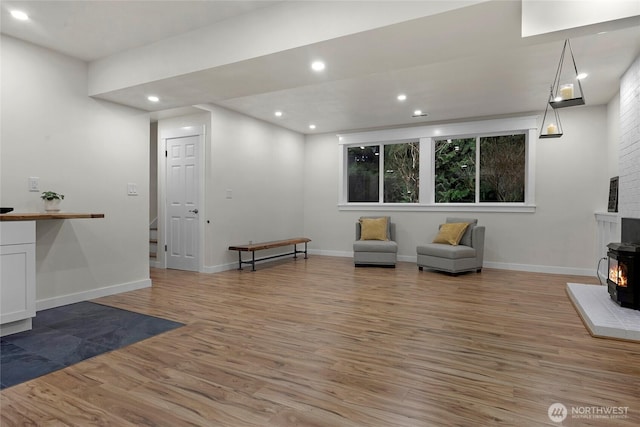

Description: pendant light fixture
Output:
[540,88,563,138]
[548,39,586,108]
[539,38,586,139]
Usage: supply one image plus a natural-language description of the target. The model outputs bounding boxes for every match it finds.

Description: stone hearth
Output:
[567,283,640,342]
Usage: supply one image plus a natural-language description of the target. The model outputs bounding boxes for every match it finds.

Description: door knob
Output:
[189,209,199,214]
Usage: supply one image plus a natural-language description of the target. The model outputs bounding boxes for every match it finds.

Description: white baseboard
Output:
[202,262,238,273]
[481,261,595,277]
[202,250,596,278]
[308,249,595,277]
[308,249,351,258]
[0,318,32,337]
[36,278,152,311]
[205,250,320,273]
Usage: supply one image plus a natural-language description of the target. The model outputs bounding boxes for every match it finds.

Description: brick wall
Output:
[619,55,640,218]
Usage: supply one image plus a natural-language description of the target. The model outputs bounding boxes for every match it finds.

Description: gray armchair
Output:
[353,219,398,267]
[416,217,485,274]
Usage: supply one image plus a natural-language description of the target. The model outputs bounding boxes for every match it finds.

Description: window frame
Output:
[345,140,421,204]
[338,116,537,213]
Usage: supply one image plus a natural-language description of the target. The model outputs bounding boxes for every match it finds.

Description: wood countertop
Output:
[0,213,105,221]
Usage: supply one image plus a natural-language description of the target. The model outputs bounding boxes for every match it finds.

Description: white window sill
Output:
[338,203,536,213]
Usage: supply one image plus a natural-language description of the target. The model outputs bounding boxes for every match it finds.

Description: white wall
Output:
[303,106,610,275]
[205,105,306,271]
[149,122,158,223]
[618,55,640,218]
[0,36,151,308]
[156,106,306,272]
[606,93,621,178]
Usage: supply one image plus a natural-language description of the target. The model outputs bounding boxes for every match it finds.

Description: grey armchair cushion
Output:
[353,239,398,253]
[418,244,475,259]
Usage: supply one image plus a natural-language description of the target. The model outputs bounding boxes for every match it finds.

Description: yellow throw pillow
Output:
[432,222,469,245]
[359,217,389,241]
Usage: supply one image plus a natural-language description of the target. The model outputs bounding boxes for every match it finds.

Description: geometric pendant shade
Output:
[540,90,563,138]
[548,39,586,109]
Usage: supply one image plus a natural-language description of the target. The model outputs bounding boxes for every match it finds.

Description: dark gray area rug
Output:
[1,301,183,389]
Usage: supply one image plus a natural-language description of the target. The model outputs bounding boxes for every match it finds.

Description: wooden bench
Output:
[228,237,311,271]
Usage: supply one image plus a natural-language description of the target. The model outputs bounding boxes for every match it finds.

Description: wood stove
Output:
[606,218,640,310]
[607,243,640,309]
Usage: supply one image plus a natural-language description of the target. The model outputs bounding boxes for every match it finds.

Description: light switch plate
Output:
[127,183,138,196]
[28,177,39,192]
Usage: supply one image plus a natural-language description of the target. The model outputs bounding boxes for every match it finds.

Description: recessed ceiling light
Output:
[576,73,588,80]
[309,124,316,130]
[10,10,29,21]
[397,94,407,101]
[311,61,325,72]
[412,110,428,117]
[274,111,283,117]
[147,95,160,102]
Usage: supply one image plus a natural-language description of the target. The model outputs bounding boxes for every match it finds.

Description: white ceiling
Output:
[2,1,639,134]
[0,0,281,61]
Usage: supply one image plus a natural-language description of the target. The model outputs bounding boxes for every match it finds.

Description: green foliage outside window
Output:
[435,138,476,203]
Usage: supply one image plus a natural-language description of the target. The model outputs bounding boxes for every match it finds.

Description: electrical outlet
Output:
[28,177,39,192]
[226,189,232,199]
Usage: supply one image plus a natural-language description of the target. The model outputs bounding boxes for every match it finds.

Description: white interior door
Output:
[166,134,200,271]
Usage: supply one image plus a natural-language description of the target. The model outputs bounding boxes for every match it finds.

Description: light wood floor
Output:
[2,257,639,426]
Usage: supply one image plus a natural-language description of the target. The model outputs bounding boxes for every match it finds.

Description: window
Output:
[347,142,419,203]
[338,116,537,212]
[479,135,525,202]
[434,134,526,203]
[434,138,476,203]
[347,146,379,202]
[384,142,419,203]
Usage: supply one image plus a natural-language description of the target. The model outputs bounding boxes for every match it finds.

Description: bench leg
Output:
[237,251,243,270]
[251,251,256,272]
[293,244,298,259]
[304,242,308,259]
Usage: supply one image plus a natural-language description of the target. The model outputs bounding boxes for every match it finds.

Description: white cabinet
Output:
[0,221,36,336]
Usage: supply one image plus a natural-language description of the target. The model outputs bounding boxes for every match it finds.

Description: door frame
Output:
[157,125,205,271]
